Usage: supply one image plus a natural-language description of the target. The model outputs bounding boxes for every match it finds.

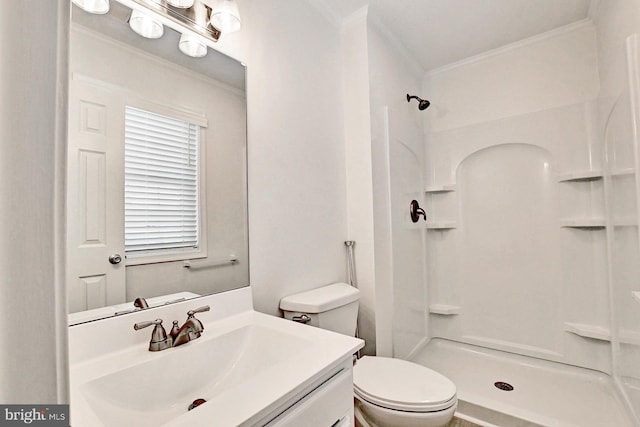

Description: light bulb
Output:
[179,33,207,58]
[166,0,194,8]
[129,9,164,39]
[71,0,110,14]
[209,0,241,33]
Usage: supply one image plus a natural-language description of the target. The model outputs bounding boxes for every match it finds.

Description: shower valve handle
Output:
[410,200,427,223]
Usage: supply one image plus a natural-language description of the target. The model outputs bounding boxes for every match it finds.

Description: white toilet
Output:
[280,283,457,427]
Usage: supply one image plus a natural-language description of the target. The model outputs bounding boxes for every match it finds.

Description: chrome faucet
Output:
[172,306,210,347]
[134,305,211,351]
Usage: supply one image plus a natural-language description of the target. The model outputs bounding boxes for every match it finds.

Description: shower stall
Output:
[365,2,640,426]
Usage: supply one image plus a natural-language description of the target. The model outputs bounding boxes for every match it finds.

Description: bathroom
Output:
[2,0,640,425]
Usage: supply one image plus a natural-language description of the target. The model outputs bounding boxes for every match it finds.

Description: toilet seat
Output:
[353,356,457,413]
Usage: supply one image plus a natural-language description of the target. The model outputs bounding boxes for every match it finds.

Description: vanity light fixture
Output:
[71,0,110,14]
[129,8,164,39]
[209,0,241,33]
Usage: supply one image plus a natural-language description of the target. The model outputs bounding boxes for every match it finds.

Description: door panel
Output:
[67,78,125,313]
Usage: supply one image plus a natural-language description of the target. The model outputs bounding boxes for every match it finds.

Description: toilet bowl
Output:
[353,356,457,427]
[280,283,457,427]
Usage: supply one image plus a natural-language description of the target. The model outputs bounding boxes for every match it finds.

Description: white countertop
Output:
[69,288,363,427]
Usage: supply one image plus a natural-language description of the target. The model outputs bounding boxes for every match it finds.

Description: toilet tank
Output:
[279,283,360,336]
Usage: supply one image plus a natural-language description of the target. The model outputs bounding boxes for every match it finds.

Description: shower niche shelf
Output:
[429,304,460,315]
[556,168,634,182]
[424,184,457,231]
[564,322,610,341]
[557,170,603,182]
[424,184,456,193]
[426,222,457,230]
[565,322,640,345]
[559,218,605,229]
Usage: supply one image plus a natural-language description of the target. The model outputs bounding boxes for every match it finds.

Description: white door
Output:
[67,77,126,313]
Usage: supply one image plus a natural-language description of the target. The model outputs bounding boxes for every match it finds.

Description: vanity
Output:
[69,287,363,426]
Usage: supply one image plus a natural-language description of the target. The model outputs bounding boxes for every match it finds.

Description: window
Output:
[124,106,204,262]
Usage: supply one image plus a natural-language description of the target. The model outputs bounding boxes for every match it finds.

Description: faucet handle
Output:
[134,319,162,330]
[187,305,210,317]
[134,319,172,352]
[184,305,210,337]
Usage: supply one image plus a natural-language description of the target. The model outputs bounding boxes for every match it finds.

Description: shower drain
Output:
[494,381,514,391]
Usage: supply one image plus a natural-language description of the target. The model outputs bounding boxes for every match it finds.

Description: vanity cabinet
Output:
[263,359,354,427]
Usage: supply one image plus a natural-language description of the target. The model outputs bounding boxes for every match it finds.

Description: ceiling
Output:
[319,0,593,71]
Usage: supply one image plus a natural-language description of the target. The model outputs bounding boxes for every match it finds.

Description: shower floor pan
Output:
[411,338,633,427]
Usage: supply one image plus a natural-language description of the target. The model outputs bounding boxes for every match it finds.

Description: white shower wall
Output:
[594,0,640,420]
[417,2,640,420]
[422,21,611,371]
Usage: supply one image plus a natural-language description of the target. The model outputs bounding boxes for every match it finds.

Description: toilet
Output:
[280,283,457,427]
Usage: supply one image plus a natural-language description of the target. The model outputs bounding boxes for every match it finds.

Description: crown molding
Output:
[426,18,594,78]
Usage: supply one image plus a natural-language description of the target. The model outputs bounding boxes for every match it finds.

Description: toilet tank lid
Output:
[279,283,360,313]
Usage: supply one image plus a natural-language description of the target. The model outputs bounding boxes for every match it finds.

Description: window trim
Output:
[123,101,208,266]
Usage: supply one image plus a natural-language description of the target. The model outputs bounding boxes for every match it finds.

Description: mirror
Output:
[67,1,248,325]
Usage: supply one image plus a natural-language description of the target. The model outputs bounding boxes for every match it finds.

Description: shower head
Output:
[406,94,430,110]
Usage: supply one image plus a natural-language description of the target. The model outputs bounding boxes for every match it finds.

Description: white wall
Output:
[0,0,69,403]
[342,9,377,356]
[241,1,349,317]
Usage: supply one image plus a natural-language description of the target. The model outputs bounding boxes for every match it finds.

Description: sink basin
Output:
[81,324,310,427]
[69,292,363,427]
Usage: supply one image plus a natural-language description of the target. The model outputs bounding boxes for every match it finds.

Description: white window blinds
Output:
[124,106,200,253]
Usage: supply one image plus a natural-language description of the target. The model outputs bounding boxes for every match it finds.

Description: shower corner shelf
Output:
[557,170,603,182]
[559,218,605,229]
[564,322,611,341]
[426,222,457,230]
[429,304,460,315]
[424,184,456,194]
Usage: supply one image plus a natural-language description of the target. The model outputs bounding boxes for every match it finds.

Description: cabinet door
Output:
[266,369,353,427]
